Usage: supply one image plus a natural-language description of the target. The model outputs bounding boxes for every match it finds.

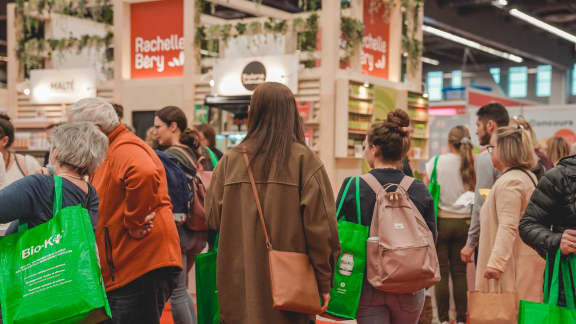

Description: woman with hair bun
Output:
[336,109,437,324]
[425,126,475,324]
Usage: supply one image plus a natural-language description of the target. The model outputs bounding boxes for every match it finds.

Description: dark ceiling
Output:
[424,0,576,69]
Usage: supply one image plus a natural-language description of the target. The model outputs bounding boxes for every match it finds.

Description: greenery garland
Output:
[15,0,114,76]
[340,17,365,60]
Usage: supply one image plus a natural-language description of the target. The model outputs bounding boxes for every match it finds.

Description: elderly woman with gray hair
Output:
[67,98,182,324]
[0,122,108,233]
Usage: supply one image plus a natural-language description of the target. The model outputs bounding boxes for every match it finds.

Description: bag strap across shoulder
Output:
[360,173,382,195]
[170,146,200,170]
[242,150,272,249]
[399,176,415,192]
[14,153,29,177]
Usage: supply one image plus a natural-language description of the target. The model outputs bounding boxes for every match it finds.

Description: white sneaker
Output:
[440,322,450,324]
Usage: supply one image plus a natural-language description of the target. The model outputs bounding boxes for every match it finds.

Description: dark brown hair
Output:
[367,109,411,162]
[155,106,200,151]
[241,82,305,174]
[0,114,15,148]
[112,103,124,120]
[196,123,216,148]
[448,126,476,190]
[477,103,509,127]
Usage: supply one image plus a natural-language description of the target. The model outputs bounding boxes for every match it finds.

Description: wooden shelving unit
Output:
[335,80,375,158]
[12,120,52,160]
[407,92,430,160]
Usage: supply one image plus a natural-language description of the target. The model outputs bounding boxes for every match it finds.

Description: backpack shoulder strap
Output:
[14,154,29,177]
[170,146,200,170]
[398,176,415,192]
[360,173,382,195]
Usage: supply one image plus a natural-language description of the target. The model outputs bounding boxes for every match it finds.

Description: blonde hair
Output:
[448,126,476,191]
[495,126,537,170]
[546,137,570,164]
[510,116,539,149]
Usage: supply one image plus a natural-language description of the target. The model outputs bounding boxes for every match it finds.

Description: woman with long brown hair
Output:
[546,136,571,165]
[425,126,475,324]
[205,82,340,324]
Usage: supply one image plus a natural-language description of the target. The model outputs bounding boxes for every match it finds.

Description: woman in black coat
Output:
[519,155,576,304]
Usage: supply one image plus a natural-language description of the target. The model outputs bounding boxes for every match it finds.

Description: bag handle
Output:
[170,146,201,171]
[430,155,439,184]
[547,249,576,307]
[336,177,362,224]
[242,151,272,249]
[18,175,63,233]
[205,147,219,168]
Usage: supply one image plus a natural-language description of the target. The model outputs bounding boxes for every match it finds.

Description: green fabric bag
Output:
[326,176,370,320]
[205,147,219,169]
[0,176,111,324]
[196,235,220,324]
[428,155,440,220]
[518,249,576,323]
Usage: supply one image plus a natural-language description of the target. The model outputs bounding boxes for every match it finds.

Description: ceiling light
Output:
[23,89,30,96]
[509,9,576,44]
[422,57,440,66]
[423,25,523,63]
[492,0,508,8]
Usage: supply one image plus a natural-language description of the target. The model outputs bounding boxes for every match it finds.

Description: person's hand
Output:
[560,230,576,255]
[320,293,330,312]
[484,267,502,280]
[461,246,475,263]
[128,212,156,239]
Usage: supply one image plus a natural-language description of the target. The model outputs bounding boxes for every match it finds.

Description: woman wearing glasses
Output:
[475,126,545,305]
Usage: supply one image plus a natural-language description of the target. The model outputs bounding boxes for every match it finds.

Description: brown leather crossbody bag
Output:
[242,152,322,315]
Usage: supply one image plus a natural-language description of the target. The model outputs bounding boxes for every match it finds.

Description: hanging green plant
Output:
[220,24,233,43]
[248,21,262,35]
[206,25,221,39]
[292,17,305,32]
[235,23,247,37]
[264,18,288,35]
[340,16,364,59]
[297,13,318,52]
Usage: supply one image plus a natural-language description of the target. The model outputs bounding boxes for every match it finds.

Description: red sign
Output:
[131,0,184,79]
[361,0,390,79]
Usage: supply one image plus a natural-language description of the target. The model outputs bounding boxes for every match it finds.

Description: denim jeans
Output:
[357,285,425,324]
[101,267,180,324]
[170,251,197,324]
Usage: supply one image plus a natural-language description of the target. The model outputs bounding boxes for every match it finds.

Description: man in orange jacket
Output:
[68,98,182,324]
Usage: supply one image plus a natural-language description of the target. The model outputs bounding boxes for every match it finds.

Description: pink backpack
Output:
[361,174,440,294]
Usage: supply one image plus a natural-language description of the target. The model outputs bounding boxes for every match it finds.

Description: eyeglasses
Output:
[487,145,495,153]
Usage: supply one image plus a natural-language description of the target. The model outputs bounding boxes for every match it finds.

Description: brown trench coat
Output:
[206,143,341,324]
[475,169,546,303]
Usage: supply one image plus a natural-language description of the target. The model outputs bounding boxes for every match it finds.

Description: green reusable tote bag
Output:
[205,147,219,169]
[196,235,220,324]
[428,155,440,220]
[326,176,370,320]
[517,249,576,323]
[0,176,111,324]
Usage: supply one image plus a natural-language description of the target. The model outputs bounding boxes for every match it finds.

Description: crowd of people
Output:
[0,82,575,324]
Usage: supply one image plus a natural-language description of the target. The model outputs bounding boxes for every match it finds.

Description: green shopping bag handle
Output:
[18,175,63,233]
[336,177,362,224]
[546,249,576,308]
[430,155,439,181]
[205,147,219,168]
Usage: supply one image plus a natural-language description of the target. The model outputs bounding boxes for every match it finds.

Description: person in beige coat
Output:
[476,126,546,303]
[205,82,341,324]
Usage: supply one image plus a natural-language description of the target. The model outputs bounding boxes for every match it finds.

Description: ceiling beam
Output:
[424,1,575,69]
[206,0,292,20]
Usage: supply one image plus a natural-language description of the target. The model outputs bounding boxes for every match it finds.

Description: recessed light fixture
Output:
[422,57,440,66]
[423,25,523,63]
[363,82,370,88]
[23,89,30,96]
[509,9,576,44]
[209,80,215,87]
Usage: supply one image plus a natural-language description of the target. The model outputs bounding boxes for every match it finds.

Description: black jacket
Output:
[519,155,576,258]
[519,155,576,305]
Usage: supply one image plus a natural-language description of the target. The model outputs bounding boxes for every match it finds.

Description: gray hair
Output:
[67,98,119,134]
[51,122,109,176]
